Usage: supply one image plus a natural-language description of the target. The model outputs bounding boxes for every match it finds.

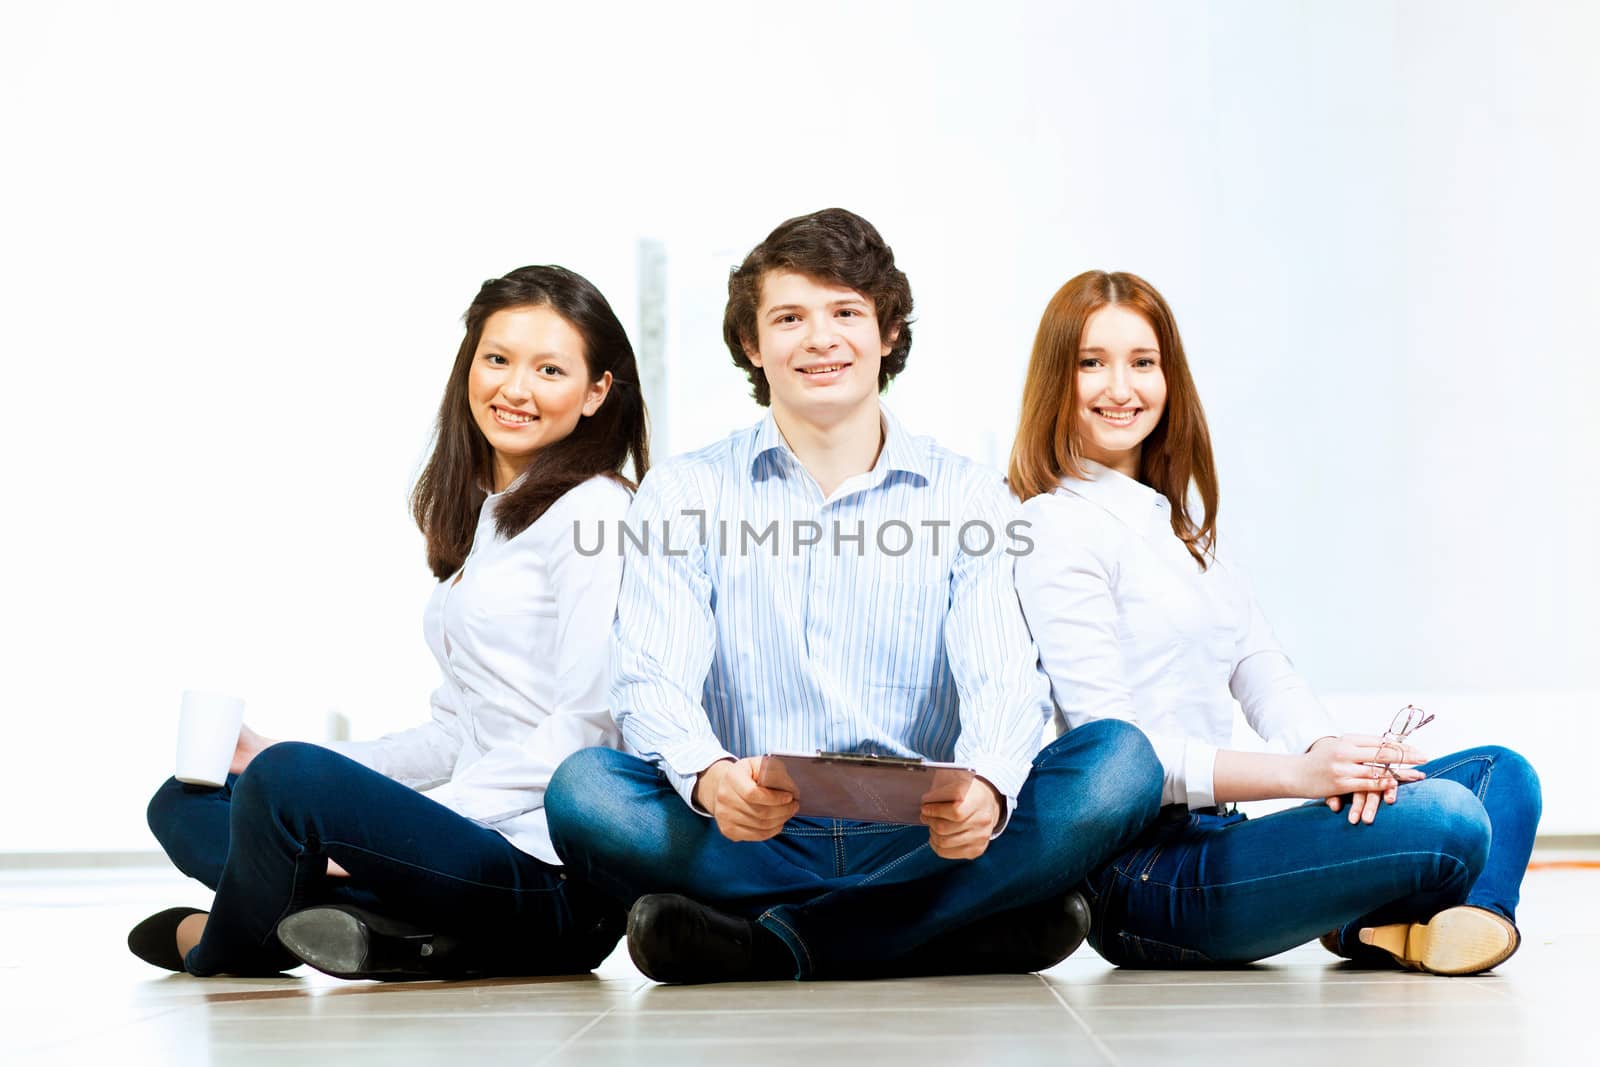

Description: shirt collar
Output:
[1057,459,1165,530]
[748,405,930,484]
[877,406,930,480]
[749,412,789,475]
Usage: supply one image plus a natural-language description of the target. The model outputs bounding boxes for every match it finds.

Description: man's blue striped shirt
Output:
[609,409,1052,816]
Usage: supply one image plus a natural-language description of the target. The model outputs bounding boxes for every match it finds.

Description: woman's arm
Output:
[1015,497,1218,808]
[1213,737,1422,823]
[228,693,467,788]
[318,685,467,789]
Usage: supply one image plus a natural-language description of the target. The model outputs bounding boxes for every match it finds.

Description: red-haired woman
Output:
[131,265,649,980]
[1009,271,1539,974]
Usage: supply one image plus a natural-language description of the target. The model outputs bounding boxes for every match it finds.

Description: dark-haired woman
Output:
[131,265,650,980]
[1009,271,1539,974]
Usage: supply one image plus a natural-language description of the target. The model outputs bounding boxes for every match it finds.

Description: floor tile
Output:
[3,855,1593,1065]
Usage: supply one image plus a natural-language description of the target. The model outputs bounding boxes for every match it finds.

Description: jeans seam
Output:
[855,841,932,888]
[760,911,812,976]
[779,824,908,838]
[1113,929,1212,964]
[321,839,562,895]
[265,851,325,952]
[1110,849,1475,891]
[1423,754,1494,797]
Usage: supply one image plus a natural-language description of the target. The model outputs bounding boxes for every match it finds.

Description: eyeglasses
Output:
[1387,704,1435,741]
[1366,704,1434,778]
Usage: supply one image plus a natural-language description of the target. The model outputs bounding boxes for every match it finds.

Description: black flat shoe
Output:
[127,907,206,972]
[888,889,1093,977]
[626,893,793,984]
[275,905,472,981]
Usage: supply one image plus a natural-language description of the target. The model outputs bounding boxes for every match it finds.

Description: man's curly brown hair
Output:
[723,208,914,406]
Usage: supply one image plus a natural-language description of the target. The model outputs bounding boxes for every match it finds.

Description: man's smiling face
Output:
[745,270,894,427]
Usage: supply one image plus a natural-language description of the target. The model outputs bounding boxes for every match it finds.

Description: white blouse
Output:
[329,474,631,865]
[1014,461,1338,808]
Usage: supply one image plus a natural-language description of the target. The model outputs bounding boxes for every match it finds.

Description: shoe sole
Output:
[277,907,454,981]
[276,908,376,979]
[1361,907,1518,975]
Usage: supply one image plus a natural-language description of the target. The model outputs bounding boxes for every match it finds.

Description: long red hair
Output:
[1008,270,1219,567]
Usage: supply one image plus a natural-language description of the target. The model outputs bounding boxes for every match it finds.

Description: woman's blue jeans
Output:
[146,741,621,977]
[545,719,1164,979]
[1084,745,1541,966]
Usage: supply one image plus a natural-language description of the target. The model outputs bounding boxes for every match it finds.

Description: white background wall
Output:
[2,0,1595,850]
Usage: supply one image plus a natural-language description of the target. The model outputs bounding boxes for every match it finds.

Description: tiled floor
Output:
[4,857,1593,1066]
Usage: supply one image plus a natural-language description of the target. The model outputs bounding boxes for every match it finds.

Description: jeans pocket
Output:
[1108,930,1211,967]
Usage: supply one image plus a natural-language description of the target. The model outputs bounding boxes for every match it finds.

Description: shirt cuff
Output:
[660,738,737,814]
[1181,742,1219,810]
[968,753,1030,837]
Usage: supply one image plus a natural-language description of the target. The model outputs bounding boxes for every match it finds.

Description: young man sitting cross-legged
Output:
[545,208,1162,983]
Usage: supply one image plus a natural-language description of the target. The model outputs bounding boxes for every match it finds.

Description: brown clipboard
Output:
[755,751,976,825]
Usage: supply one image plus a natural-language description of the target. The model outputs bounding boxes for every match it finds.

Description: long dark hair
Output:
[412,265,650,579]
[1009,270,1218,567]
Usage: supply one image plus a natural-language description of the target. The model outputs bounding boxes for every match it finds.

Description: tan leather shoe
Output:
[1358,906,1520,975]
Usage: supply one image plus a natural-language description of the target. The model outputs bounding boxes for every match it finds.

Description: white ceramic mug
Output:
[175,690,245,787]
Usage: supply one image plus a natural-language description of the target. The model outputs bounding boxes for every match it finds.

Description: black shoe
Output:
[565,897,629,971]
[127,906,207,972]
[626,894,793,984]
[275,905,473,981]
[889,889,1092,977]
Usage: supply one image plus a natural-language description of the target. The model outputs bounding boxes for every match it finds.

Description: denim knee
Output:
[146,776,193,847]
[1393,778,1492,886]
[546,747,638,859]
[1051,719,1163,828]
[1478,745,1542,817]
[229,741,341,822]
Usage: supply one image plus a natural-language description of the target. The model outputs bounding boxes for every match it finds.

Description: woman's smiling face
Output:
[467,305,611,491]
[1073,303,1167,477]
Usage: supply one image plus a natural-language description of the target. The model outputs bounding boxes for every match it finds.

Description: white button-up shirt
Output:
[329,474,630,865]
[611,410,1053,823]
[1014,461,1337,808]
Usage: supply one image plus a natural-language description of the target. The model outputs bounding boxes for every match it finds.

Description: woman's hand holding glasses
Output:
[1302,706,1434,825]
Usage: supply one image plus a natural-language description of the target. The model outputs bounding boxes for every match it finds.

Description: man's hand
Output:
[695,758,798,842]
[921,776,1003,860]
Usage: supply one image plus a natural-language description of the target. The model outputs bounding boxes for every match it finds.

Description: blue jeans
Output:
[545,719,1163,979]
[1084,745,1541,966]
[146,742,621,977]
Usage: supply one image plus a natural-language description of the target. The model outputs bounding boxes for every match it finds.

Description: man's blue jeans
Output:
[1084,745,1541,966]
[146,742,619,976]
[545,719,1163,979]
